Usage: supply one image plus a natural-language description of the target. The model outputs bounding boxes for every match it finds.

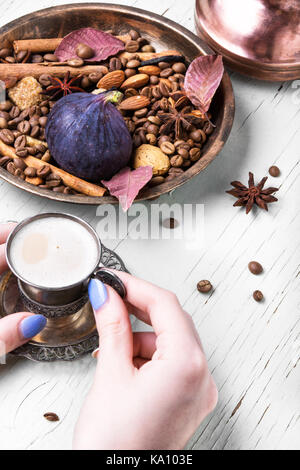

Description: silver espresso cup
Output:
[5,213,126,318]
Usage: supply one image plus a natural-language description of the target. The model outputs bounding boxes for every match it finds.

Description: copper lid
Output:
[195,0,300,81]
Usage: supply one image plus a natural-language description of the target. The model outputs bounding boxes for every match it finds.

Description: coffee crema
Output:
[10,216,99,288]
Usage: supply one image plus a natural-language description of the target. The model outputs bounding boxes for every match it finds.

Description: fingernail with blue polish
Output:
[89,278,108,311]
[20,315,47,339]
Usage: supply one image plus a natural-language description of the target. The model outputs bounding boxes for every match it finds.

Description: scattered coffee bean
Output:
[129,30,140,41]
[39,74,52,87]
[15,148,28,158]
[163,217,179,229]
[269,165,280,177]
[160,141,175,155]
[0,117,8,129]
[16,50,28,62]
[32,54,43,63]
[5,56,16,63]
[44,413,59,422]
[170,155,184,167]
[0,156,11,167]
[149,175,165,186]
[24,167,37,177]
[76,43,94,59]
[109,57,122,71]
[17,121,31,135]
[190,148,201,162]
[248,261,263,275]
[172,62,187,73]
[0,101,12,112]
[6,162,16,175]
[0,48,12,58]
[253,290,264,302]
[197,280,213,293]
[141,45,155,53]
[39,116,48,127]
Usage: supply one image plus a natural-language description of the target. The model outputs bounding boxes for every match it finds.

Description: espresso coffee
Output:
[9,216,99,288]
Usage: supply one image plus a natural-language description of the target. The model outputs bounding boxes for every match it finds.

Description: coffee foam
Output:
[10,217,99,288]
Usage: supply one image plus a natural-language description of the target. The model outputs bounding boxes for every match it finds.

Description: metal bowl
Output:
[195,0,300,81]
[0,2,235,205]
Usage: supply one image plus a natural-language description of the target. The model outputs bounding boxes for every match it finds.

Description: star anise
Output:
[226,172,279,214]
[159,93,205,139]
[45,72,85,100]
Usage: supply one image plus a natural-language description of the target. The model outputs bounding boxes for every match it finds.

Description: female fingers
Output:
[0,223,17,244]
[0,313,47,354]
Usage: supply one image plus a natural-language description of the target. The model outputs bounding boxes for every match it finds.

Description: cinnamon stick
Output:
[0,63,107,81]
[0,139,106,197]
[119,50,181,61]
[13,34,131,54]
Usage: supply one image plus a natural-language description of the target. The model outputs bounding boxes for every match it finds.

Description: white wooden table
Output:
[0,0,299,451]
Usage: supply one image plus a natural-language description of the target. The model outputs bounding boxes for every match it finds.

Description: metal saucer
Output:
[0,245,128,362]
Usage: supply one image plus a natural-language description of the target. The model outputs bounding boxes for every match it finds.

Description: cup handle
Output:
[93,268,127,299]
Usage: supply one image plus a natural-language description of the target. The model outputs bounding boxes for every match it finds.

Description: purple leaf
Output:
[184,55,224,114]
[55,28,125,62]
[102,166,153,211]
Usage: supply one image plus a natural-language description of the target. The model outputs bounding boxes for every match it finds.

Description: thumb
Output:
[0,313,47,354]
[88,279,133,371]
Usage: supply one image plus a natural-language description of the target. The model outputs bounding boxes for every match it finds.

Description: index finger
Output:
[0,223,17,245]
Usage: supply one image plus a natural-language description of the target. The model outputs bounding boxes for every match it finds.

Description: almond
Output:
[119,95,151,111]
[25,176,43,186]
[138,65,161,76]
[120,74,149,90]
[97,70,125,89]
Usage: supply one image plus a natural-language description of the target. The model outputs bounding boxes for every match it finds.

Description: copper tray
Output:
[195,0,300,81]
[0,3,235,205]
[0,245,128,362]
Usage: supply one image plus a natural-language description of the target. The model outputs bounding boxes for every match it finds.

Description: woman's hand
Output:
[73,272,218,450]
[0,223,46,358]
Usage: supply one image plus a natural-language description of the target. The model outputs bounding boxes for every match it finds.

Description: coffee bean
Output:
[0,111,10,120]
[269,165,280,177]
[190,129,204,143]
[29,116,39,127]
[253,290,264,302]
[24,167,36,177]
[129,30,140,40]
[152,86,162,99]
[0,117,7,129]
[125,68,136,78]
[6,162,16,175]
[182,159,191,168]
[67,58,84,67]
[148,115,161,126]
[76,43,94,59]
[0,100,12,112]
[39,74,52,87]
[126,59,141,69]
[39,116,48,127]
[32,54,43,63]
[15,148,28,158]
[0,156,11,167]
[63,187,73,195]
[160,68,173,78]
[170,155,184,167]
[37,165,51,178]
[40,106,49,116]
[13,157,26,170]
[159,97,169,111]
[138,87,151,100]
[45,179,62,188]
[41,150,51,163]
[17,121,31,135]
[16,50,28,62]
[14,168,25,179]
[197,280,213,293]
[150,75,159,85]
[47,173,61,182]
[190,147,201,162]
[248,261,263,275]
[159,81,170,97]
[160,141,175,155]
[14,135,26,149]
[158,61,170,70]
[172,62,186,73]
[0,48,12,58]
[89,70,107,83]
[158,135,171,146]
[146,133,157,145]
[125,40,139,53]
[0,128,15,144]
[149,176,165,187]
[203,122,214,135]
[10,106,20,119]
[44,413,59,422]
[52,185,65,193]
[44,53,58,62]
[109,57,122,71]
[27,146,37,156]
[137,37,148,48]
[30,126,40,138]
[141,45,155,52]
[163,217,179,229]
[134,108,148,118]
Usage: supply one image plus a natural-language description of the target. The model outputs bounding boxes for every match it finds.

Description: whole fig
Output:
[45,92,132,182]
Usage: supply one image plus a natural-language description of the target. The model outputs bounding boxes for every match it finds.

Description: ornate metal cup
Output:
[5,213,126,318]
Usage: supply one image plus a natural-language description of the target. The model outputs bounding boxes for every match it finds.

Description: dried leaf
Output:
[55,28,125,62]
[102,166,153,211]
[184,55,224,114]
